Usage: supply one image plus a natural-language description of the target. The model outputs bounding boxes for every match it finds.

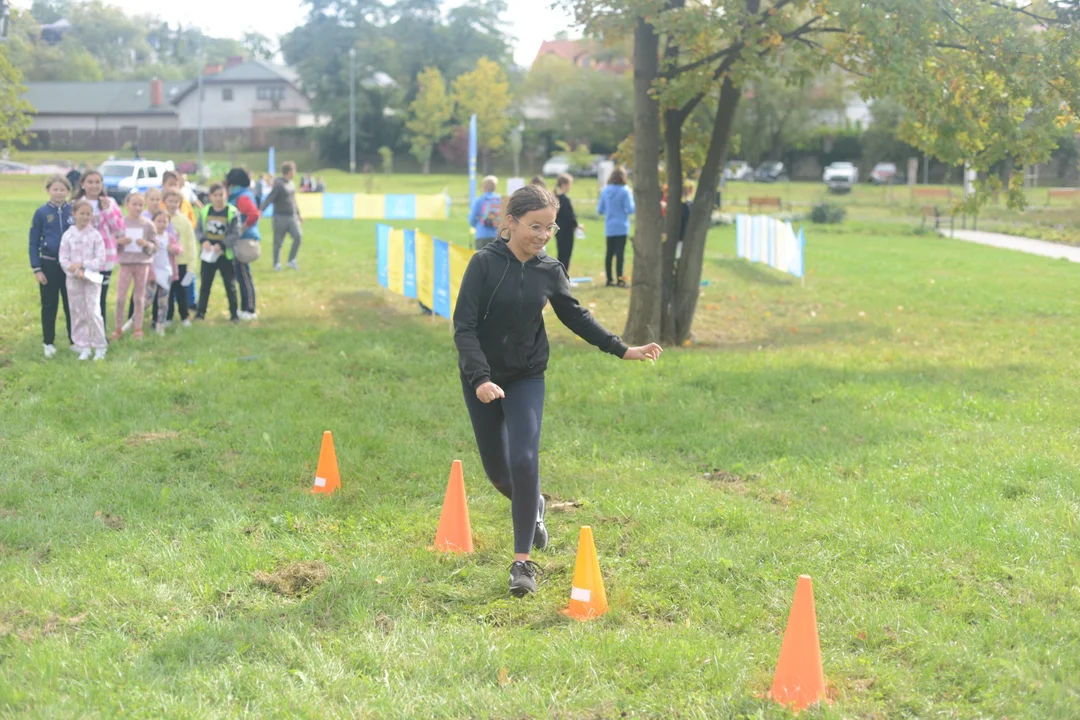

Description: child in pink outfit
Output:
[59,200,108,360]
[111,193,157,340]
[75,169,124,333]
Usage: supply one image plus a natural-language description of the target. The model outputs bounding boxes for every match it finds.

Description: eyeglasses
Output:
[513,217,559,237]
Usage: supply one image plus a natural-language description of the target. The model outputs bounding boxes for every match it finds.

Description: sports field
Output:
[1,172,1078,718]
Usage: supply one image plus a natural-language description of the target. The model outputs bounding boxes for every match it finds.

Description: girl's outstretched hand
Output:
[623,343,663,361]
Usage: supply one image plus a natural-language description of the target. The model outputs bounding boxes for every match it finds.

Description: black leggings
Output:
[38,259,71,346]
[99,269,112,334]
[605,235,627,284]
[555,233,574,273]
[462,376,545,555]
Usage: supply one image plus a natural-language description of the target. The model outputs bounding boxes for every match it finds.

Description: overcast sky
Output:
[14,1,579,67]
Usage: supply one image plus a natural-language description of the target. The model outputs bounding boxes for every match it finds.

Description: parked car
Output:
[0,160,30,174]
[823,161,859,192]
[870,162,905,185]
[755,161,789,183]
[723,160,754,181]
[99,159,175,202]
[541,155,571,177]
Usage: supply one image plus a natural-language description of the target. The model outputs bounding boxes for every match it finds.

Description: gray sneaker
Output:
[533,494,548,551]
[508,561,541,597]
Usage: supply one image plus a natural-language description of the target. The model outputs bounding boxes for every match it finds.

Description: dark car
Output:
[755,161,789,183]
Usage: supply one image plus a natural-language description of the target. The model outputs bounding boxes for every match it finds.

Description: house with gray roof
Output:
[24,58,325,152]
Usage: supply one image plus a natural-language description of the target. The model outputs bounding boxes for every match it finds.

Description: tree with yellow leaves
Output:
[452,57,512,173]
[407,67,454,175]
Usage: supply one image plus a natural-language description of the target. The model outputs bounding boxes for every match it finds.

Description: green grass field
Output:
[1,174,1079,718]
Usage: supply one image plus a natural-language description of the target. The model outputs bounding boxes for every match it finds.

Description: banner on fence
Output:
[264,193,450,220]
[735,214,805,279]
[377,224,474,320]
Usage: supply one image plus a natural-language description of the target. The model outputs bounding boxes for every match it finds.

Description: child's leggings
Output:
[114,264,148,332]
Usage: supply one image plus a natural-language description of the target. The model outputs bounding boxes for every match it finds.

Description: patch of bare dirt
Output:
[94,510,125,530]
[253,560,329,596]
[125,431,180,446]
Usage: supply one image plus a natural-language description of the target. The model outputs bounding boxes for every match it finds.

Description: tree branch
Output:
[980,0,1065,27]
[795,37,872,78]
[661,0,798,78]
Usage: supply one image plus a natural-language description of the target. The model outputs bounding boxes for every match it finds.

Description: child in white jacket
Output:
[58,200,107,360]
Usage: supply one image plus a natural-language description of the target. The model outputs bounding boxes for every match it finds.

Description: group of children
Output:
[29,169,260,361]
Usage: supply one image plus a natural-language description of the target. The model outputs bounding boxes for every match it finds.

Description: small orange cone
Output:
[311,431,341,495]
[433,460,474,553]
[561,526,608,620]
[769,575,829,711]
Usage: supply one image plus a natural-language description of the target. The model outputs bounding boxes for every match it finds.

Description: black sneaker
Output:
[508,560,542,597]
[533,495,548,551]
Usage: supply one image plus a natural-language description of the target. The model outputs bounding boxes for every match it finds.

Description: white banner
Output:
[735,214,805,279]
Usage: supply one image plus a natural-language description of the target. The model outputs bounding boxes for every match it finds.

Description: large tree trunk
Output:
[660,109,683,347]
[673,77,742,344]
[623,16,663,346]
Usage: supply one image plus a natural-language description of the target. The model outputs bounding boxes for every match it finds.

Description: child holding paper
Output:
[148,209,180,335]
[58,200,107,360]
[195,183,241,322]
[164,190,196,326]
[111,193,157,340]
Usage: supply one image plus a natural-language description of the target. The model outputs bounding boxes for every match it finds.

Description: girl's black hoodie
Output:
[453,238,628,390]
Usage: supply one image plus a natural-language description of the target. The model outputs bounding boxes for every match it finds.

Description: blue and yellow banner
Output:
[268,193,450,221]
[377,224,473,320]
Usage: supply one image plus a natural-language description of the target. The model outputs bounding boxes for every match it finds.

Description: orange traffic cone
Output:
[561,526,608,620]
[769,575,829,711]
[433,460,474,553]
[311,431,341,495]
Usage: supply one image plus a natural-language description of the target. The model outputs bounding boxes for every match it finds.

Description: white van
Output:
[99,159,175,202]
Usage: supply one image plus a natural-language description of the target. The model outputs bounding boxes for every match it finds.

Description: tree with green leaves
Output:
[281,0,510,166]
[560,0,1080,347]
[452,56,512,172]
[0,44,35,152]
[406,67,454,174]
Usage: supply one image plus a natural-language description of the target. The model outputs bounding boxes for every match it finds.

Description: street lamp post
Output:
[349,47,356,174]
[197,34,205,178]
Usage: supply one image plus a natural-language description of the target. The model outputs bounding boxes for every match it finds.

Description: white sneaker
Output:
[93,349,106,362]
[238,311,258,321]
[69,344,81,353]
[77,348,92,361]
[273,263,282,271]
[287,261,299,271]
[181,319,192,328]
[122,318,134,333]
[156,326,166,337]
[43,344,57,359]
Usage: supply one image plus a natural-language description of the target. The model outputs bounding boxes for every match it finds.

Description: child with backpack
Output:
[468,176,501,250]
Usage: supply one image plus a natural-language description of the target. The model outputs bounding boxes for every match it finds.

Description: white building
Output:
[23,59,326,152]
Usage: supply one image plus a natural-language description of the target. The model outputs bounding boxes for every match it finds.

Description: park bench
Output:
[748,196,782,213]
[912,187,955,232]
[1047,188,1079,206]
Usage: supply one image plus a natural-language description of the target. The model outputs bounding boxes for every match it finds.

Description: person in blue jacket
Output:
[596,167,635,287]
[468,175,501,251]
[29,175,76,357]
[225,168,261,320]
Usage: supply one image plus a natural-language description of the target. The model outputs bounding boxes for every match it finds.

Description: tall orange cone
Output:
[311,431,341,495]
[433,460,474,553]
[561,526,608,620]
[769,575,829,711]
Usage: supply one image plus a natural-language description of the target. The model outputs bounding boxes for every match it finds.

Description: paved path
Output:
[946,229,1080,263]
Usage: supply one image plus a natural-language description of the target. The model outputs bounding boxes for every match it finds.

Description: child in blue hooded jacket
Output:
[597,167,635,287]
[29,175,76,357]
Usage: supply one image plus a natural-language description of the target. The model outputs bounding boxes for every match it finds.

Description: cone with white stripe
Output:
[311,431,340,495]
[561,526,608,620]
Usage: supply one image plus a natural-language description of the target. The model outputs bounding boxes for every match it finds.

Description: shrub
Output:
[811,202,847,224]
